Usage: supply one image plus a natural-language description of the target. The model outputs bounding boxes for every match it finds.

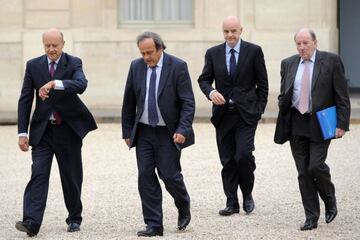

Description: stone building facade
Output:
[0,0,338,118]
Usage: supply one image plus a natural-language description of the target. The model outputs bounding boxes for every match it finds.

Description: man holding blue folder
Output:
[274,28,350,231]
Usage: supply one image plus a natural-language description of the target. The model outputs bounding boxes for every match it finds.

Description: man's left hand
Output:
[39,81,55,100]
[173,133,186,144]
[335,128,346,138]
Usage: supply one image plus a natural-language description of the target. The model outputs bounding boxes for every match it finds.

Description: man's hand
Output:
[335,128,346,138]
[173,133,186,144]
[210,91,226,105]
[39,81,55,101]
[124,138,131,147]
[18,136,29,152]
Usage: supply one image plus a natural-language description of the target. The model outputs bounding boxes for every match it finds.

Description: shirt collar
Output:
[301,50,316,64]
[47,55,61,65]
[226,39,241,54]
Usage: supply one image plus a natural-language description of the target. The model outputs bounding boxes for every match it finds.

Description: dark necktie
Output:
[148,66,159,127]
[50,61,55,79]
[49,61,62,124]
[229,48,236,79]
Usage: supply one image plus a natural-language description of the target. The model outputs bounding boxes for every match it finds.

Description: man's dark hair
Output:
[136,31,166,50]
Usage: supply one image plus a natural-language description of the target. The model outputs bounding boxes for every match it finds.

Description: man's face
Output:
[223,19,242,48]
[43,32,64,61]
[295,31,317,60]
[138,38,163,67]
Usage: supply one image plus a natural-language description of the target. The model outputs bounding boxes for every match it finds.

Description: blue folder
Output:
[316,106,337,140]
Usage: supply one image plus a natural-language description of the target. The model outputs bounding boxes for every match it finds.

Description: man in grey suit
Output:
[121,32,195,237]
[274,28,350,230]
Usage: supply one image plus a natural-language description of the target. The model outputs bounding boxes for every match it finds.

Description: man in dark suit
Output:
[121,31,195,237]
[198,16,268,216]
[16,28,97,237]
[274,28,350,230]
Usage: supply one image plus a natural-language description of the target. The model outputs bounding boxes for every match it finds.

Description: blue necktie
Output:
[229,48,236,79]
[148,66,159,127]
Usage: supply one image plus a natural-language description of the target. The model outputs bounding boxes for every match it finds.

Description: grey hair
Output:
[136,31,166,50]
[294,28,317,41]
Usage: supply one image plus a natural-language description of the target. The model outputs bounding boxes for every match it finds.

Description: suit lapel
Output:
[219,44,228,77]
[54,53,67,80]
[39,55,51,83]
[311,51,323,90]
[157,53,170,97]
[286,56,300,91]
[138,61,147,103]
[235,40,249,80]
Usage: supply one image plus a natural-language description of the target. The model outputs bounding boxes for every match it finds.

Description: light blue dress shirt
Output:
[292,50,316,113]
[139,53,166,126]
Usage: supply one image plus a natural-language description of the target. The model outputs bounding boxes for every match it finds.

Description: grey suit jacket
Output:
[274,50,351,143]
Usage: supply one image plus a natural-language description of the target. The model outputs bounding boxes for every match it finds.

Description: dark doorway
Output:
[339,0,360,91]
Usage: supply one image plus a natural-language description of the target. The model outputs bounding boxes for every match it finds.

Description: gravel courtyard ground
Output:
[1,123,359,239]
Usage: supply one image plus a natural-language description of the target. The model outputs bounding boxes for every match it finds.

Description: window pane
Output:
[120,0,154,21]
[161,0,193,21]
[119,0,193,23]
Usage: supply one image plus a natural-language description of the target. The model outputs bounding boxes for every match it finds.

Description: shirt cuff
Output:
[18,133,28,137]
[54,80,64,90]
[209,89,217,99]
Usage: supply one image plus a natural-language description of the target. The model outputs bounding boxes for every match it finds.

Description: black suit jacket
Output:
[18,53,97,146]
[121,52,195,149]
[274,50,351,144]
[198,41,268,128]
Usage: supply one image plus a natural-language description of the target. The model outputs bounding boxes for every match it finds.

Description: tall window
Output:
[119,0,193,25]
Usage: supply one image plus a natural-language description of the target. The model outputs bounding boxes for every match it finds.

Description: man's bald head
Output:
[222,16,243,48]
[42,28,65,61]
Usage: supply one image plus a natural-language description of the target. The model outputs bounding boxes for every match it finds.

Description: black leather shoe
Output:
[178,206,191,230]
[137,227,164,237]
[219,206,240,216]
[15,221,39,237]
[300,219,318,231]
[325,207,337,223]
[243,194,255,214]
[67,222,80,232]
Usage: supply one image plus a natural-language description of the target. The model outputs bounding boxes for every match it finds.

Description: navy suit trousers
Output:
[135,123,190,228]
[23,122,83,226]
[216,108,257,208]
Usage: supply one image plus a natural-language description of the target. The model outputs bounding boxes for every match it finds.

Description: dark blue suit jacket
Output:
[18,52,97,146]
[121,52,195,149]
[198,41,268,129]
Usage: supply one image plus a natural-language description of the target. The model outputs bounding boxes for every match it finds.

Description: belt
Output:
[49,119,61,125]
[228,102,236,110]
